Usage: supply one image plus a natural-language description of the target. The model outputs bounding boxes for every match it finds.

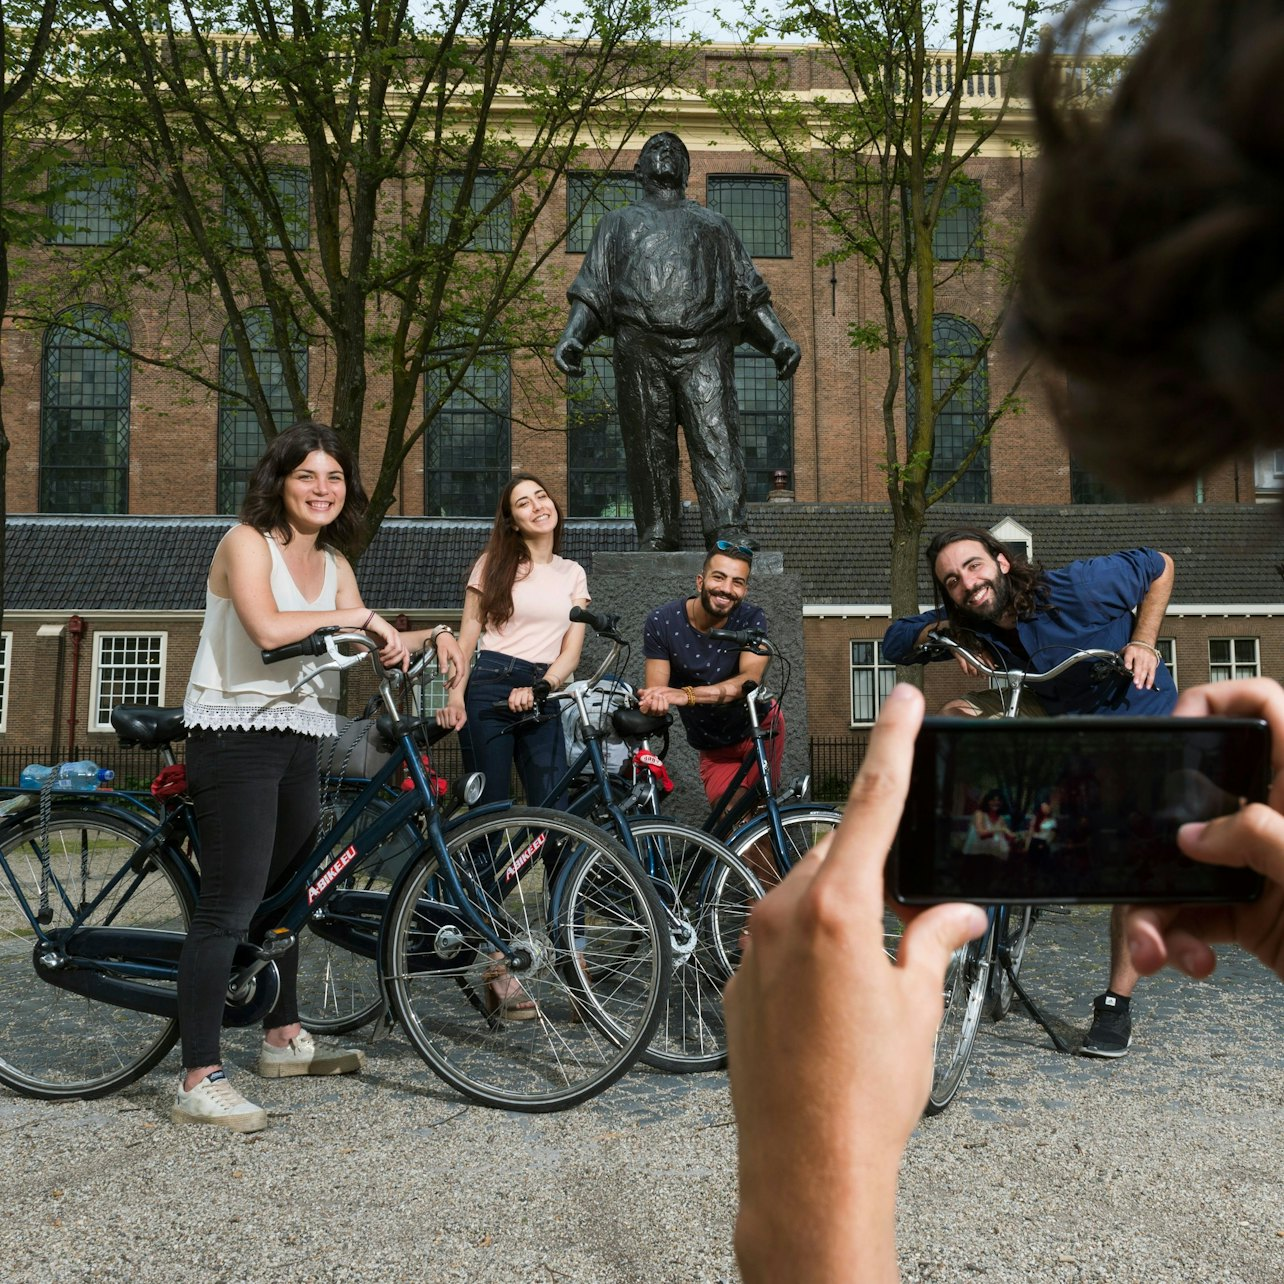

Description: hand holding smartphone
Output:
[891,716,1269,905]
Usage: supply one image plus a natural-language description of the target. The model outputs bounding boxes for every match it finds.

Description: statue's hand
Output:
[554,335,585,378]
[772,337,802,380]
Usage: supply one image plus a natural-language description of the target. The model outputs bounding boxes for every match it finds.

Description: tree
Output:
[0,0,66,629]
[13,0,696,554]
[706,0,1043,665]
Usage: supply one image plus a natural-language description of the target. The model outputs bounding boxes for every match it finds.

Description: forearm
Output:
[1131,552,1174,646]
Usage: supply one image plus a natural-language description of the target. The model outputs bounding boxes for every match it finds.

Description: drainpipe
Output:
[65,615,85,758]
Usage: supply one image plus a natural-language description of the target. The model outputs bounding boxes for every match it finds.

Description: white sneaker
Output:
[172,1070,268,1133]
[256,1029,365,1079]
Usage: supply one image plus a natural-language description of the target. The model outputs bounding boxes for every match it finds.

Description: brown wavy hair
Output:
[473,472,565,631]
[240,421,368,558]
[926,528,1050,640]
[1014,0,1284,497]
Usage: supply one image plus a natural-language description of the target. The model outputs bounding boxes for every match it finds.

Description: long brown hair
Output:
[240,421,367,558]
[926,528,1050,642]
[474,472,565,630]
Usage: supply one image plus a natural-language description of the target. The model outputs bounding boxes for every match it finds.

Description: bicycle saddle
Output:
[111,705,188,748]
[611,708,671,739]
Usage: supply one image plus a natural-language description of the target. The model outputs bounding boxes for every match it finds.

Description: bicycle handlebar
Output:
[708,626,770,651]
[261,626,342,664]
[910,631,1132,685]
[569,605,625,642]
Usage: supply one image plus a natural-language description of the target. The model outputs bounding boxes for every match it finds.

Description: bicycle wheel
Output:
[381,807,669,1112]
[727,806,841,886]
[296,789,422,1035]
[986,905,1035,1022]
[622,820,763,1073]
[0,808,194,1100]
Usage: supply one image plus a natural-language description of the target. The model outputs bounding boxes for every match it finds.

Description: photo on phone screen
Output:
[892,716,1269,905]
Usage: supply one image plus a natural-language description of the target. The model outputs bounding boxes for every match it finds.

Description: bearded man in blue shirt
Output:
[882,526,1176,1058]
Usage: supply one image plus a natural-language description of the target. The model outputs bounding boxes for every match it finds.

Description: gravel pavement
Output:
[1,906,1281,1283]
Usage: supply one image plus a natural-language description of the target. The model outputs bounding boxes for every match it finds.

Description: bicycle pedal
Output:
[257,928,297,959]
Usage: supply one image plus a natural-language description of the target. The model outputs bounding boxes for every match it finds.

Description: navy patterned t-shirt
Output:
[642,597,769,750]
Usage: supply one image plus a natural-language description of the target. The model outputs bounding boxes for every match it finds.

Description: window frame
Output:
[565,342,633,519]
[0,632,11,733]
[565,172,644,254]
[734,344,794,499]
[224,165,311,251]
[1208,636,1260,683]
[706,173,791,258]
[91,632,168,732]
[429,171,512,253]
[850,639,898,727]
[424,353,512,516]
[929,176,983,263]
[1155,637,1177,690]
[48,163,133,246]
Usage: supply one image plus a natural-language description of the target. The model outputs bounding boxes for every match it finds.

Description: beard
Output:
[700,585,740,622]
[952,572,1012,628]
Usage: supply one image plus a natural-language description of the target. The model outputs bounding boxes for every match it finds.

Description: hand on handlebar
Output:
[1120,641,1160,690]
[434,632,465,689]
[363,613,410,671]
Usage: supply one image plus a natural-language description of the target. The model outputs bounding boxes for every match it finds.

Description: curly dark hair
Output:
[1014,0,1284,497]
[473,472,565,631]
[239,421,368,558]
[926,528,1050,638]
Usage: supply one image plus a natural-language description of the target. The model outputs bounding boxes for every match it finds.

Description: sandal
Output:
[481,960,538,1021]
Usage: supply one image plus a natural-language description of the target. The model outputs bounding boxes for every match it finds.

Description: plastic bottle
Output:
[96,768,115,791]
[19,763,55,791]
[55,760,103,792]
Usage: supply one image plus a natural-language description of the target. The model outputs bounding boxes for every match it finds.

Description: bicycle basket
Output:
[561,675,635,776]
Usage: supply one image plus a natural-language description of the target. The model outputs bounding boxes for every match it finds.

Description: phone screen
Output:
[892,716,1269,904]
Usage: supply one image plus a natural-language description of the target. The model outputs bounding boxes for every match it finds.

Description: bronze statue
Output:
[554,132,801,551]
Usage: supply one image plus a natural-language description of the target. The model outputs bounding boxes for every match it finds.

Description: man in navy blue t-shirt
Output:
[883,526,1176,1060]
[639,543,786,810]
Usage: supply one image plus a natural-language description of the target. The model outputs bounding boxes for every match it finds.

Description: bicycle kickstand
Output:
[998,955,1072,1054]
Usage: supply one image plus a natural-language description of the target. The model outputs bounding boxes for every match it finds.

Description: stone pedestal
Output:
[582,551,809,826]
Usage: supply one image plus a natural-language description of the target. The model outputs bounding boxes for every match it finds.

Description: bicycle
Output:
[900,631,1134,1113]
[495,606,764,1073]
[0,628,672,1111]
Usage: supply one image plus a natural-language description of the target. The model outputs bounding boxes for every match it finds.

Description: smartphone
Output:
[891,716,1269,905]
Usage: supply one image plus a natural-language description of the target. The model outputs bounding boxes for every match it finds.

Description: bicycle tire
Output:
[297,789,422,1035]
[0,808,194,1100]
[925,920,992,1114]
[727,806,841,886]
[380,807,669,1112]
[986,905,1035,1022]
[618,819,763,1073]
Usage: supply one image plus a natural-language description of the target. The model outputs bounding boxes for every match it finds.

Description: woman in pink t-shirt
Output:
[430,473,589,812]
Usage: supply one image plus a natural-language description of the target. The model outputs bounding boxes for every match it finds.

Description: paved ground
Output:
[1,906,1281,1283]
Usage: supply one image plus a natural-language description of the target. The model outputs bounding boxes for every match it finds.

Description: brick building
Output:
[2,42,1281,768]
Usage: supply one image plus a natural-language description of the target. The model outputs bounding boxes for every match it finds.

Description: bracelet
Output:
[429,624,453,643]
[361,609,375,631]
[684,686,697,708]
[545,672,561,690]
[1129,640,1162,660]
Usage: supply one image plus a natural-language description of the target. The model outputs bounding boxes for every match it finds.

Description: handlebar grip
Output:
[569,605,622,638]
[708,627,765,646]
[532,679,552,703]
[740,680,758,696]
[261,626,341,664]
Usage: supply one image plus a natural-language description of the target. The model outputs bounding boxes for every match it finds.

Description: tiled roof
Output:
[7,503,1283,612]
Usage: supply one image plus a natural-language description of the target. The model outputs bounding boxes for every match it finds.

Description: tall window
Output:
[218,311,308,513]
[92,633,167,730]
[1254,448,1284,496]
[1209,637,1259,683]
[225,166,310,249]
[567,344,632,518]
[49,163,132,245]
[40,306,130,514]
[0,633,11,733]
[707,175,790,257]
[850,640,897,725]
[931,178,983,261]
[1070,458,1126,503]
[906,315,990,503]
[429,172,511,252]
[566,173,643,253]
[735,346,793,499]
[1155,637,1177,690]
[424,355,511,516]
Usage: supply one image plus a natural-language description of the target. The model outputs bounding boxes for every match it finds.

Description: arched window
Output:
[40,306,130,513]
[735,345,794,499]
[906,315,989,503]
[217,311,308,513]
[424,353,511,516]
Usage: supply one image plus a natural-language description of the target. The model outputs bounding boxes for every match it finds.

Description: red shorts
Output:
[697,706,786,806]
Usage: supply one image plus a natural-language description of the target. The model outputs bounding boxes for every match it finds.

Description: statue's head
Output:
[636,132,690,191]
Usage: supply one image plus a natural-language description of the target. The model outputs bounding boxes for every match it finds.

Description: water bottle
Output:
[56,760,102,792]
[19,764,55,791]
[96,768,115,791]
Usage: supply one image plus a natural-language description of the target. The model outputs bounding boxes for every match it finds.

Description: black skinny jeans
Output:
[177,727,319,1068]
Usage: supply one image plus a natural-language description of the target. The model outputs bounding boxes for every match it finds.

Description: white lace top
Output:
[183,532,340,737]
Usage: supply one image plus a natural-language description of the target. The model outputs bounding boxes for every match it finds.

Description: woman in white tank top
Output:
[173,422,411,1134]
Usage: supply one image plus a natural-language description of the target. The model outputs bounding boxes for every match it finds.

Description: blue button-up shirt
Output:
[882,548,1177,716]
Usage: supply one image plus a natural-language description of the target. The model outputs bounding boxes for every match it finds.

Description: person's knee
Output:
[939,698,983,717]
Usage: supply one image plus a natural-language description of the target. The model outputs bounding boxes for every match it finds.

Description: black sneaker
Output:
[1082,993,1132,1058]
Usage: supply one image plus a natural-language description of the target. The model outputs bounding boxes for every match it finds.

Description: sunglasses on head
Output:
[712,539,755,561]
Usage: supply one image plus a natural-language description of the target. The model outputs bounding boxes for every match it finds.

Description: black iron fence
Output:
[0,734,869,804]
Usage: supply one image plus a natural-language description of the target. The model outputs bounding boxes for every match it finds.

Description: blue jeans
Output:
[463,651,568,807]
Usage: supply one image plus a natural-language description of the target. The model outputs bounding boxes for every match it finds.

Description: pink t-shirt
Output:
[470,554,590,665]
